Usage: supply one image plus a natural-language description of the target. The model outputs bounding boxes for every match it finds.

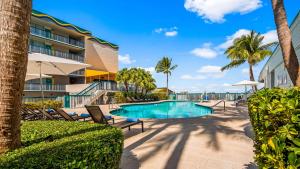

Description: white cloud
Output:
[218,29,278,49]
[184,0,262,23]
[218,29,251,49]
[154,28,164,33]
[262,30,278,44]
[197,65,225,78]
[198,65,222,73]
[154,27,178,37]
[180,74,206,80]
[223,83,231,87]
[140,67,155,73]
[190,43,218,59]
[165,31,178,37]
[118,54,136,65]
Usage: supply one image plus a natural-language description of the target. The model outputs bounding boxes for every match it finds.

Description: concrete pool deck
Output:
[98,101,256,169]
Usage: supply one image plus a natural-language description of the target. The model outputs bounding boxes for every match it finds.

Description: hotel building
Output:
[24,9,119,105]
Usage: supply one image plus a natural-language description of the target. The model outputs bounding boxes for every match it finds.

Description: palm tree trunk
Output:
[271,0,300,86]
[0,0,32,153]
[249,65,257,91]
[166,73,169,97]
[124,82,129,92]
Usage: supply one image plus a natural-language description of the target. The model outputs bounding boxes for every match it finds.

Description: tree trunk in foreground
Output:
[0,0,32,153]
[271,0,300,86]
[249,65,257,91]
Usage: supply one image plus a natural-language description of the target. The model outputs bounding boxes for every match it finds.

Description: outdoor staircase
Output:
[75,90,107,108]
[68,81,116,108]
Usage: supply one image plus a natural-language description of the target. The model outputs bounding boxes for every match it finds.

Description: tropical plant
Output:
[116,68,156,96]
[116,68,131,92]
[155,57,177,96]
[271,0,300,86]
[0,121,123,168]
[0,0,32,153]
[248,88,300,168]
[221,31,276,91]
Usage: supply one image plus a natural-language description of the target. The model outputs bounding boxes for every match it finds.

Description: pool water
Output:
[111,101,212,119]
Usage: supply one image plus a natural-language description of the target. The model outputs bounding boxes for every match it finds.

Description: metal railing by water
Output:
[174,93,245,101]
[24,84,66,91]
[30,26,84,48]
[211,100,226,111]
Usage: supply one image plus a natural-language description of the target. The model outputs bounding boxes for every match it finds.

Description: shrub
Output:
[152,92,168,100]
[114,92,127,103]
[0,121,124,169]
[24,100,63,109]
[248,88,300,168]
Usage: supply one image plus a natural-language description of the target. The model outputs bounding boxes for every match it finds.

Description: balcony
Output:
[29,45,84,62]
[24,84,66,92]
[30,26,84,48]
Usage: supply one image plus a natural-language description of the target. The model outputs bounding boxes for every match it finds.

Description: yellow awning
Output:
[85,69,110,77]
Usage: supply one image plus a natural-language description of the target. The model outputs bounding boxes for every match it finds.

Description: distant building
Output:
[24,10,118,102]
[259,11,300,88]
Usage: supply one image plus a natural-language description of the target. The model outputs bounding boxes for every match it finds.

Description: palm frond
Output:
[221,59,246,71]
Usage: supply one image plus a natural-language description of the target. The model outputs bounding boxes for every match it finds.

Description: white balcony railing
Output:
[29,45,84,62]
[30,26,84,48]
[24,84,66,92]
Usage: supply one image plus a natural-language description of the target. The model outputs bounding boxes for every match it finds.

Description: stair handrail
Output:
[76,82,98,96]
[211,100,226,111]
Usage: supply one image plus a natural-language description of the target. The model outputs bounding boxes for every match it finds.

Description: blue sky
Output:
[33,0,300,92]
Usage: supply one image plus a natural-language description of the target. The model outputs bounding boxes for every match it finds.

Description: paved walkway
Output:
[119,101,255,169]
[66,101,256,169]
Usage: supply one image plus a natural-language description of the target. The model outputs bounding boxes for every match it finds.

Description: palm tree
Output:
[116,68,131,92]
[140,70,156,95]
[0,0,32,153]
[155,57,178,96]
[221,31,276,91]
[271,0,300,86]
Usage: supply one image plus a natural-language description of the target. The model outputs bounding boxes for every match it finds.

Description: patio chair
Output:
[55,109,90,121]
[20,107,39,120]
[21,106,44,120]
[85,105,144,132]
[36,109,63,120]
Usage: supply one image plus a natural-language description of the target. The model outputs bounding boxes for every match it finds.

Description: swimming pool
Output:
[111,101,213,119]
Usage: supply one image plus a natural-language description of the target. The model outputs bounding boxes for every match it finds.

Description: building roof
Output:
[32,9,119,49]
[88,37,119,49]
[259,10,300,81]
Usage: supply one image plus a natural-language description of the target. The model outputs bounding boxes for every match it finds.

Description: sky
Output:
[33,0,300,93]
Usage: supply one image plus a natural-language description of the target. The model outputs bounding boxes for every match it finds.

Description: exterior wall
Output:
[66,84,90,93]
[259,12,300,88]
[85,39,118,73]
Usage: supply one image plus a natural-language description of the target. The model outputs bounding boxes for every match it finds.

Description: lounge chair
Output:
[20,107,39,120]
[21,107,43,120]
[85,105,144,132]
[55,109,90,121]
[37,109,63,120]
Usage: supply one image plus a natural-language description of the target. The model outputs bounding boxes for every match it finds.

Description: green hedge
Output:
[248,88,300,168]
[0,121,124,169]
[24,100,63,109]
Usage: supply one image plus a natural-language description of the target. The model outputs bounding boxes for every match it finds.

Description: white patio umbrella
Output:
[25,74,51,81]
[232,80,262,98]
[27,53,91,106]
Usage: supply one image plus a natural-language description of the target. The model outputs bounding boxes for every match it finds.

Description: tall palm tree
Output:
[271,0,300,86]
[0,0,32,153]
[155,57,178,96]
[221,31,275,91]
